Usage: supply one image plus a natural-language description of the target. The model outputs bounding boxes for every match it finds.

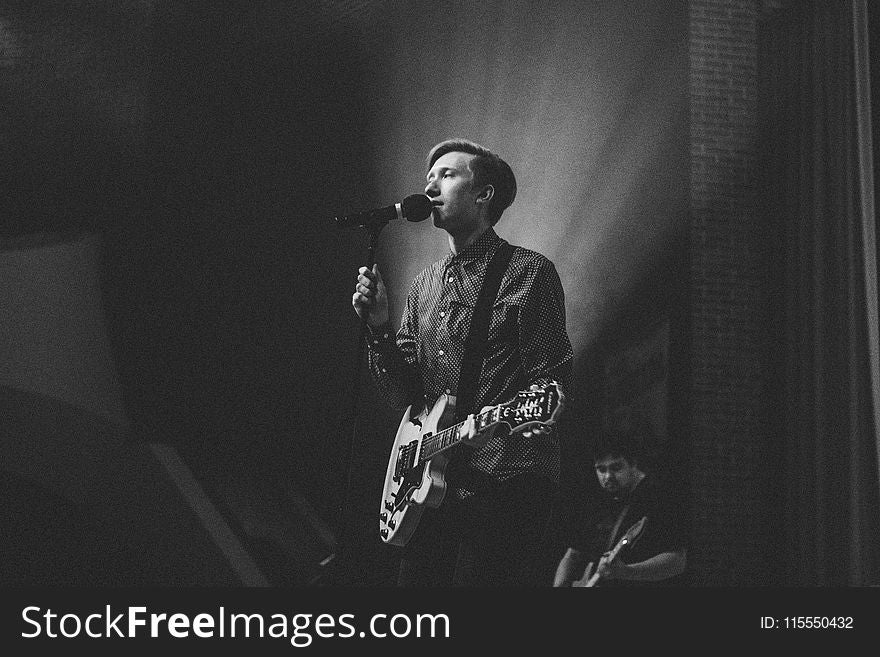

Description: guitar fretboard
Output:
[418,406,501,463]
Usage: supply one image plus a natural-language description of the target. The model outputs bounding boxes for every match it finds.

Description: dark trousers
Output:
[397,474,557,587]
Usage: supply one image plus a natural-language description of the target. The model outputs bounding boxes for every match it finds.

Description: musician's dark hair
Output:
[594,422,653,470]
[426,138,517,225]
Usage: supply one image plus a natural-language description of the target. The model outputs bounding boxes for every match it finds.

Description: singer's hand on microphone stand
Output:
[352,264,389,327]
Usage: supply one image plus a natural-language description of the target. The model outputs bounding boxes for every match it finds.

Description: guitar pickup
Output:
[393,441,418,481]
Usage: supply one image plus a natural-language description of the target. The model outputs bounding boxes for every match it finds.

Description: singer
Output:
[352,138,573,586]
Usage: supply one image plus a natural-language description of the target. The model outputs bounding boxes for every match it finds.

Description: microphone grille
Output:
[401,194,433,223]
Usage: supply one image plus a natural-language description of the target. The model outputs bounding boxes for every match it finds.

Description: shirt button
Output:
[439,311,445,318]
[438,349,445,356]
[446,388,452,394]
[447,276,453,283]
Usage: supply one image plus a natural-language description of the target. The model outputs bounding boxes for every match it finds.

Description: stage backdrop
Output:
[1,0,687,585]
[321,0,689,581]
[310,0,689,580]
[348,0,688,358]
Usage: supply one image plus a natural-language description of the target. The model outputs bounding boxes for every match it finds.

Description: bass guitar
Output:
[378,381,565,546]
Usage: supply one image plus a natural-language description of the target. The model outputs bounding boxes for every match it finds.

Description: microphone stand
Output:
[322,216,387,585]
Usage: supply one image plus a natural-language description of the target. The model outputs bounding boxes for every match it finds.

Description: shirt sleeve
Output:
[517,258,574,396]
[366,281,424,410]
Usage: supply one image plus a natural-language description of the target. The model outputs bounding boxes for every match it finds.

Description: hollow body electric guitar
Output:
[379,381,565,546]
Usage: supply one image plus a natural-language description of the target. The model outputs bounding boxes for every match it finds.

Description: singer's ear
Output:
[476,184,495,205]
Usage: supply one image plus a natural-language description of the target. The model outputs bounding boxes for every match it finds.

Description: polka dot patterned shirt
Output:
[368,228,573,500]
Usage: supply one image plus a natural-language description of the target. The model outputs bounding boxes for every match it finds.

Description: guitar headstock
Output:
[497,381,565,433]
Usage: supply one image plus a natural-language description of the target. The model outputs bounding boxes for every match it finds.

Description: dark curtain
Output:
[762,0,880,585]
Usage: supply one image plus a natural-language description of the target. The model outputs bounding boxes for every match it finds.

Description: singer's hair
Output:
[426,138,517,225]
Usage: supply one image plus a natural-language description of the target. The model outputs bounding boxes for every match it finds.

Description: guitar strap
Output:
[605,504,632,553]
[453,241,515,423]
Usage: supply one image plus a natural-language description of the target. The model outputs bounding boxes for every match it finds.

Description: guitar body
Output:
[378,381,565,547]
[379,395,457,547]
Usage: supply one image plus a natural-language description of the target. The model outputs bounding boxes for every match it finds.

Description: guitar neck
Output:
[418,406,499,463]
[415,382,560,464]
[606,538,628,562]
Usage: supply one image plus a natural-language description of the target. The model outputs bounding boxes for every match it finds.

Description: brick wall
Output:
[687,0,784,585]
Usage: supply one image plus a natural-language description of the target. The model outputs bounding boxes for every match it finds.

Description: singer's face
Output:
[425,151,483,235]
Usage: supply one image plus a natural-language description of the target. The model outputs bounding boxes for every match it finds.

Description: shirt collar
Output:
[444,228,503,268]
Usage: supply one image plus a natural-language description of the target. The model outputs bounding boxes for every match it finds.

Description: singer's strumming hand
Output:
[352,264,389,327]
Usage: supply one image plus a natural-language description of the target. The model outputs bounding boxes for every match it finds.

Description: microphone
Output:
[335,194,433,228]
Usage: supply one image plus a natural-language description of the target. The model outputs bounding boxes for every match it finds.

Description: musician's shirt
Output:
[367,228,573,499]
[568,474,688,587]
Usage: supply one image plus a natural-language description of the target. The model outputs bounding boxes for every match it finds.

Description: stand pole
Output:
[322,218,387,584]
